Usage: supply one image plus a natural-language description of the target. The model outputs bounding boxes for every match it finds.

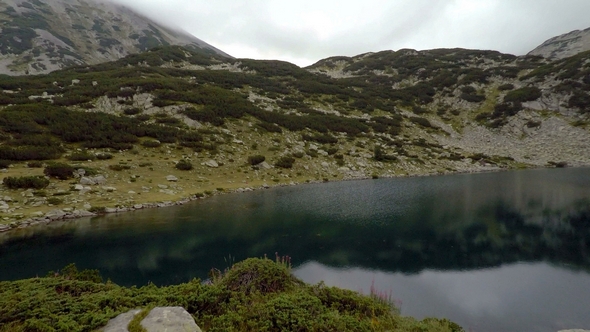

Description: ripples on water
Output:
[1,168,590,331]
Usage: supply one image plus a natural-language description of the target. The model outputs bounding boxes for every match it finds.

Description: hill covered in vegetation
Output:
[0,257,464,331]
[0,0,228,75]
[0,44,589,228]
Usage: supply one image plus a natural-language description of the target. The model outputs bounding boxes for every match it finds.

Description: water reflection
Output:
[1,168,590,331]
[294,262,590,332]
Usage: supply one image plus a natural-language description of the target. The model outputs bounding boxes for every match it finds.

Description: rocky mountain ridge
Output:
[0,0,228,76]
[0,32,590,226]
[528,27,590,60]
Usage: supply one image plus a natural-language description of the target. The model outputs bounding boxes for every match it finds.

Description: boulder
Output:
[45,209,66,219]
[100,309,141,332]
[71,210,95,218]
[80,177,96,185]
[203,160,219,168]
[166,175,178,182]
[259,161,272,170]
[141,307,202,332]
[94,175,107,185]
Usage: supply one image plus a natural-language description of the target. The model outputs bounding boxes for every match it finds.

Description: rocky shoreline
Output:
[0,163,543,235]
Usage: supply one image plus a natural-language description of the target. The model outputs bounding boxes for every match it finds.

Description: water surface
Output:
[1,168,590,331]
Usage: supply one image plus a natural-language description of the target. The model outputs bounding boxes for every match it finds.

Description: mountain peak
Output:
[527,27,590,60]
[0,0,229,75]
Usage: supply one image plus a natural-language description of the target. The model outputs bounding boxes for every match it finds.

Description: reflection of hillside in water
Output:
[0,168,589,286]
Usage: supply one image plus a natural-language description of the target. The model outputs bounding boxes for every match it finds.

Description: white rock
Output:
[140,307,202,332]
[203,160,219,168]
[80,177,96,185]
[259,161,272,169]
[74,184,84,191]
[166,175,178,182]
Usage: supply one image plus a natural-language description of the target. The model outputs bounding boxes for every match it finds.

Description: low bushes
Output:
[175,160,193,170]
[0,257,464,332]
[275,156,295,169]
[3,176,49,189]
[44,163,75,180]
[248,155,266,165]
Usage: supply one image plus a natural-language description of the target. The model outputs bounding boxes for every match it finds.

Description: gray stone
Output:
[259,161,272,169]
[141,307,201,332]
[72,210,95,218]
[80,177,96,185]
[94,175,107,185]
[158,184,169,189]
[45,209,66,219]
[203,159,219,168]
[77,169,86,176]
[100,309,141,332]
[166,175,178,182]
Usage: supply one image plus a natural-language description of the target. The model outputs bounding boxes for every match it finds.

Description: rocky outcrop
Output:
[528,27,590,59]
[141,307,202,332]
[100,309,141,332]
[0,0,230,76]
[101,307,202,332]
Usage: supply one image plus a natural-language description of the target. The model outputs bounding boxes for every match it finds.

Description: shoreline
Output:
[0,163,564,235]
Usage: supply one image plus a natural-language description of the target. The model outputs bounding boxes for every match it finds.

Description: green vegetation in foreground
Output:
[0,257,463,332]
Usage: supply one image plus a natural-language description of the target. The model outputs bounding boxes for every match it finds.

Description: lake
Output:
[1,168,590,331]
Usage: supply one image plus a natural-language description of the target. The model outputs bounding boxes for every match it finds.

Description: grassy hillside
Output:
[0,257,463,331]
[0,45,589,227]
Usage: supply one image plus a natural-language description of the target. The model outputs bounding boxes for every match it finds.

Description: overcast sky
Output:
[111,0,590,67]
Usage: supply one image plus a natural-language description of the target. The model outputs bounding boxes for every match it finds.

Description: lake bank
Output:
[0,160,516,234]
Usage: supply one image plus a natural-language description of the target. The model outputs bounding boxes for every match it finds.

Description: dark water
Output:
[2,168,590,331]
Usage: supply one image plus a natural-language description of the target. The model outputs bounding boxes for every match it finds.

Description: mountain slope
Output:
[528,27,590,59]
[0,45,590,226]
[0,0,229,75]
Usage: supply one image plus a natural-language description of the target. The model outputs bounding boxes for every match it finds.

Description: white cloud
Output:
[111,0,590,66]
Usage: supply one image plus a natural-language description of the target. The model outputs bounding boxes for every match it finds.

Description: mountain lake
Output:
[1,167,590,331]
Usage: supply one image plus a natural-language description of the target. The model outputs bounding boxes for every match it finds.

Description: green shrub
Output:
[498,83,514,91]
[109,164,131,171]
[44,163,75,180]
[3,176,49,189]
[409,116,433,128]
[89,206,107,214]
[292,151,304,158]
[27,161,43,168]
[124,107,142,115]
[47,197,63,205]
[67,151,96,161]
[275,156,295,169]
[0,160,11,168]
[504,87,542,103]
[248,155,266,165]
[175,159,193,170]
[96,153,113,160]
[142,140,162,148]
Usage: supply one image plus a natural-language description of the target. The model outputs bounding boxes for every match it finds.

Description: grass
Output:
[0,258,464,332]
